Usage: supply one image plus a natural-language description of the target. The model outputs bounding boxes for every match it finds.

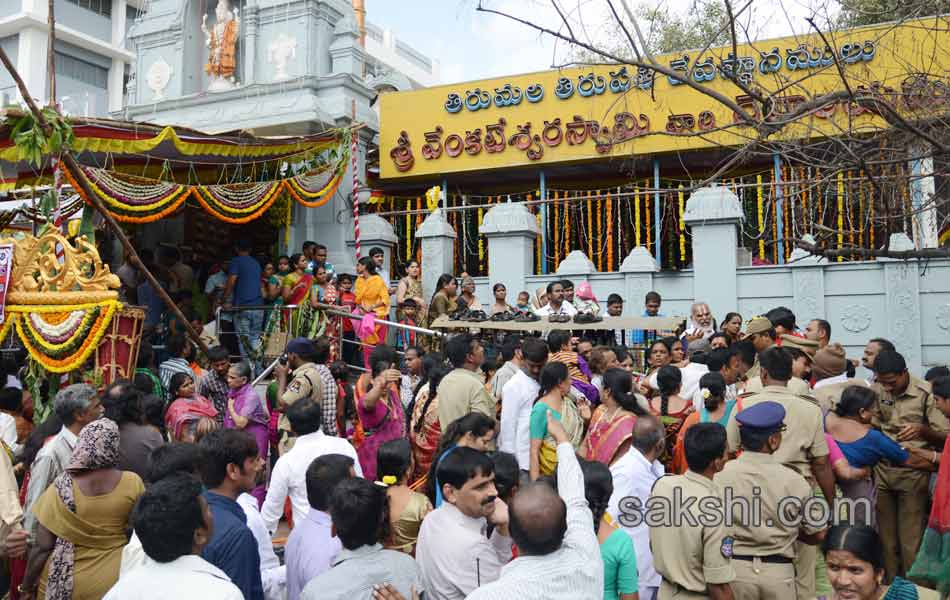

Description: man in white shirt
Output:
[0,388,23,457]
[260,396,362,534]
[607,415,666,600]
[534,281,577,317]
[499,338,549,471]
[106,474,243,600]
[237,493,286,600]
[467,412,603,600]
[416,447,512,599]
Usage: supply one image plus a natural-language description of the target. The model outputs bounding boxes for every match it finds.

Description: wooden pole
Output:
[47,0,55,107]
[0,47,210,355]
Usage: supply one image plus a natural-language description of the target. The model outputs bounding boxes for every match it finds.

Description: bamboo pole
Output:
[0,47,210,355]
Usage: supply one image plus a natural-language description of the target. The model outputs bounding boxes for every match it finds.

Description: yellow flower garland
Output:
[6,300,120,373]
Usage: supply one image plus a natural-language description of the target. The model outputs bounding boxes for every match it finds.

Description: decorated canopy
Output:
[0,110,353,225]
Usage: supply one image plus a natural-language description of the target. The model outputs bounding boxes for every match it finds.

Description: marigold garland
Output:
[67,149,347,224]
[7,300,120,373]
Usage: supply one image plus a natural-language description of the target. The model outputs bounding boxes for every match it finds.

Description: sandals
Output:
[548,314,572,323]
[574,312,603,324]
[514,311,541,323]
[467,310,489,322]
[490,311,516,322]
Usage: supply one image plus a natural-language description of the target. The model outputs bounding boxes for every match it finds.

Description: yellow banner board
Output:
[379,18,948,180]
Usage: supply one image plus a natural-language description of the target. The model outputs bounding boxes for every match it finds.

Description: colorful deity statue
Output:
[202,0,240,91]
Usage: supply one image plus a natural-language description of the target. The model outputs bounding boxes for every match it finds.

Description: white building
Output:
[0,0,142,115]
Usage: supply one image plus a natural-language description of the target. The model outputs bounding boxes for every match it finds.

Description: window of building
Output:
[65,0,112,18]
[55,52,109,89]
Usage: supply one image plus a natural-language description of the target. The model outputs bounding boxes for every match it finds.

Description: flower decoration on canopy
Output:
[4,300,120,372]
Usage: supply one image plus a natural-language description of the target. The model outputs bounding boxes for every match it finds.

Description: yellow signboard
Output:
[379,18,948,180]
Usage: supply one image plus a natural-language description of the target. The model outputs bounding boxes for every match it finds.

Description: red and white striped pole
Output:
[351,130,361,261]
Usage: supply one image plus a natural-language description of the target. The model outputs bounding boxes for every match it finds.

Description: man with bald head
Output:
[467,412,603,600]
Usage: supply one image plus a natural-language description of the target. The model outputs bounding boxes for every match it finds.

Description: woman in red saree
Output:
[353,346,405,480]
[164,372,218,442]
[649,365,694,472]
[582,368,644,466]
[281,253,313,305]
[908,376,950,596]
[409,366,450,488]
[355,257,390,369]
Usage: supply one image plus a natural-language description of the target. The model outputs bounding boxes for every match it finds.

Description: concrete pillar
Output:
[619,246,660,316]
[16,27,47,105]
[416,209,456,300]
[683,186,744,324]
[479,202,539,299]
[882,233,923,375]
[243,6,258,85]
[788,233,826,323]
[556,250,597,275]
[909,141,938,249]
[347,214,396,282]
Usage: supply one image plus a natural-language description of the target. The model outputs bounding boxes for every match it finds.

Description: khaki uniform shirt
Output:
[715,452,821,559]
[436,367,496,428]
[744,376,811,397]
[744,360,760,381]
[727,385,828,480]
[813,378,868,413]
[649,471,736,593]
[871,376,950,452]
[279,362,323,435]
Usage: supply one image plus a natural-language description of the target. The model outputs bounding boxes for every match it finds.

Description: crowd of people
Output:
[0,238,946,600]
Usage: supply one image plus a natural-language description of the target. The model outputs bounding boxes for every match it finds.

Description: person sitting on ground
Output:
[300,478,423,600]
[416,447,512,599]
[377,439,432,556]
[104,475,243,599]
[466,412,604,600]
[285,454,356,600]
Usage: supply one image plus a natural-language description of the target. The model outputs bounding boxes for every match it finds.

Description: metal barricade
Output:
[217,303,444,377]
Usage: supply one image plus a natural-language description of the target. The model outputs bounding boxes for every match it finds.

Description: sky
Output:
[365,0,843,85]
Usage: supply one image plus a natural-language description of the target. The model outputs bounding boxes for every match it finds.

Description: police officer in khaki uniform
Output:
[649,422,735,600]
[717,401,827,600]
[811,343,868,412]
[744,334,816,396]
[274,337,324,453]
[871,349,949,581]
[741,317,776,383]
[725,347,835,600]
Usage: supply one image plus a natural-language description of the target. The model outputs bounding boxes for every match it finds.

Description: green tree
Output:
[836,0,949,27]
[569,0,730,63]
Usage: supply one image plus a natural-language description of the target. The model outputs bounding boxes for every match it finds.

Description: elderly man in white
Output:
[607,414,666,600]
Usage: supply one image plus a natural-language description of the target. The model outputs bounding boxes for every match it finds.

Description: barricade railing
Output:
[217,303,444,377]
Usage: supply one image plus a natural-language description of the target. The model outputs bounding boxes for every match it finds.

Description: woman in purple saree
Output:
[225,361,270,505]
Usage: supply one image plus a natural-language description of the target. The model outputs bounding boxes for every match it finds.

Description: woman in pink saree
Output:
[164,372,218,442]
[353,346,406,480]
[582,369,645,466]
